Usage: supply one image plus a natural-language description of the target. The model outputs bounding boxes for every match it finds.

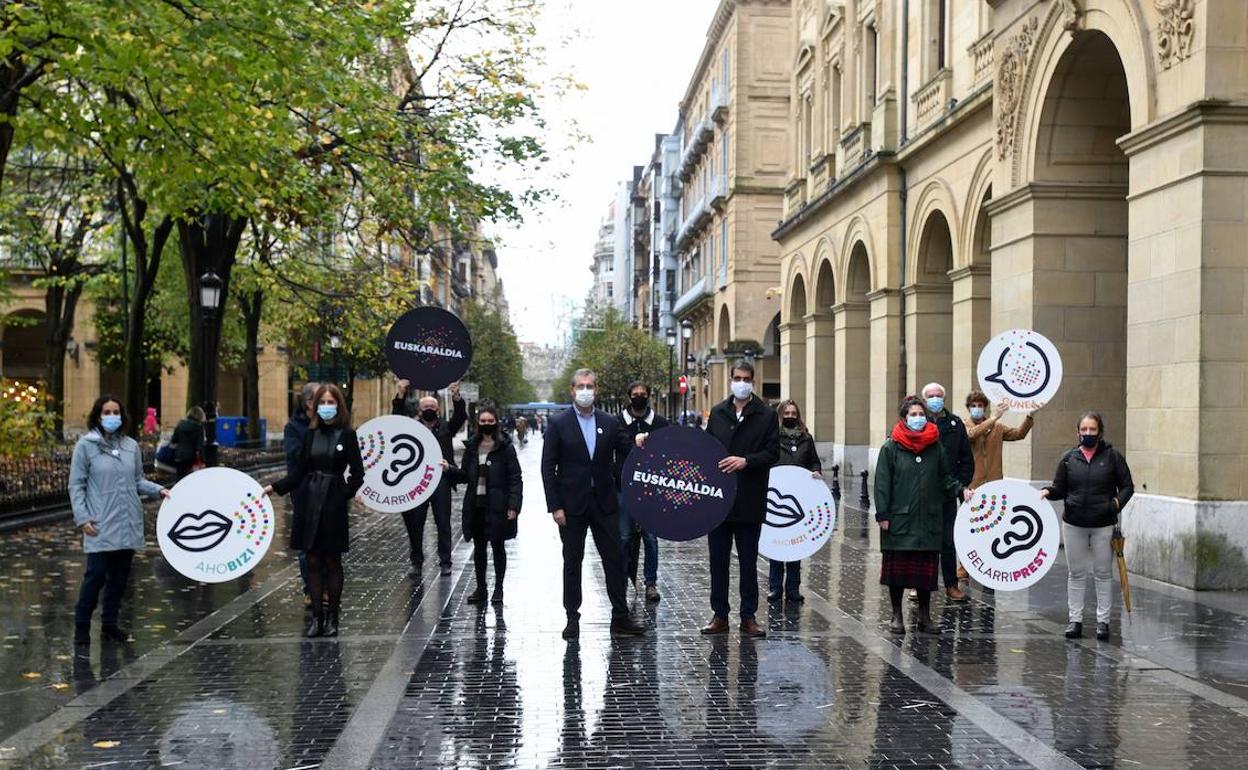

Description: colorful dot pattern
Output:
[232,491,271,547]
[1003,331,1043,391]
[967,493,1007,534]
[803,500,835,541]
[360,431,386,471]
[636,455,711,511]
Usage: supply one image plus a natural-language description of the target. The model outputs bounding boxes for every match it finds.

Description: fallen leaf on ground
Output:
[21,672,41,679]
[92,740,120,749]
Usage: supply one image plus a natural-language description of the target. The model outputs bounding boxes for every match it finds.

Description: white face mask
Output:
[573,388,595,408]
[731,381,753,401]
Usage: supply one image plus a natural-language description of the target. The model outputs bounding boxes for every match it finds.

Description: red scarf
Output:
[891,419,939,454]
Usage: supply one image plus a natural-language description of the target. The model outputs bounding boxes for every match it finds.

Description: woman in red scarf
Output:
[873,396,971,634]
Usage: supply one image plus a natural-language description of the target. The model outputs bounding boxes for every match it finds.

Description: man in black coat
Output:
[617,381,669,602]
[923,382,975,602]
[540,368,646,640]
[393,379,467,576]
[703,360,779,637]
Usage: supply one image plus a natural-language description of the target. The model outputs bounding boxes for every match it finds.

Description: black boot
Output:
[74,624,90,646]
[916,592,941,634]
[323,606,340,638]
[889,608,905,635]
[490,586,504,606]
[304,611,323,638]
[1064,622,1083,639]
[466,586,487,604]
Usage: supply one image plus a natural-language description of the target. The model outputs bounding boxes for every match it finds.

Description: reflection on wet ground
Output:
[0,433,1246,768]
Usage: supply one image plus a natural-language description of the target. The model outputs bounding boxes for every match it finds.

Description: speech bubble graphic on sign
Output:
[384,307,473,391]
[355,415,443,513]
[955,480,1060,591]
[158,467,275,583]
[976,329,1063,410]
[622,426,737,541]
[760,466,837,561]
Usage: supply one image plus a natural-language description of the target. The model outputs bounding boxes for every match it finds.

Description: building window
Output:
[864,23,878,113]
[720,219,728,278]
[721,47,730,87]
[803,92,814,169]
[925,0,948,78]
[830,63,842,165]
[721,128,729,178]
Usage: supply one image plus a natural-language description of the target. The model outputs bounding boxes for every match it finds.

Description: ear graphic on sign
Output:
[381,433,425,486]
[991,505,1043,559]
[984,343,1051,399]
[765,488,805,529]
[167,510,232,553]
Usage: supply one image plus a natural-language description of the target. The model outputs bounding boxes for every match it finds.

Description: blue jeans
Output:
[75,550,134,627]
[708,520,761,621]
[768,559,801,595]
[618,493,659,585]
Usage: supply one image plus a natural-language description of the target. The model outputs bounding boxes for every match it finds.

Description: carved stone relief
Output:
[995,16,1040,161]
[1155,0,1195,69]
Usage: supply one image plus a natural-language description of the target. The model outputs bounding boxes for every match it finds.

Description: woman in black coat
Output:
[768,399,822,604]
[451,404,519,604]
[264,384,364,638]
[171,407,206,481]
[453,405,522,606]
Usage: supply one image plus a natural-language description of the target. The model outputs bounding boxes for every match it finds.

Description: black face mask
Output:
[420,409,438,423]
[479,423,498,437]
[630,395,649,412]
[1079,434,1099,448]
[782,417,798,429]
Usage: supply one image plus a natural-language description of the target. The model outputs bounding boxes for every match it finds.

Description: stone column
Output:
[949,264,992,406]
[803,311,836,441]
[867,288,903,459]
[902,283,954,395]
[779,320,807,412]
[832,300,871,475]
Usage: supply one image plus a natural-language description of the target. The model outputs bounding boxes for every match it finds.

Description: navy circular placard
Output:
[622,426,737,541]
[384,307,473,391]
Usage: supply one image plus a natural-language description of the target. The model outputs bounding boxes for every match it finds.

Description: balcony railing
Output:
[913,69,952,126]
[711,83,729,124]
[675,196,712,251]
[970,32,994,86]
[677,116,715,181]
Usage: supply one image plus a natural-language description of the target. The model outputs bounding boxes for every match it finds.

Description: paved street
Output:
[1,431,1247,769]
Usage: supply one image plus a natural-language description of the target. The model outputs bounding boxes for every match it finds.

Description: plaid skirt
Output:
[879,551,939,591]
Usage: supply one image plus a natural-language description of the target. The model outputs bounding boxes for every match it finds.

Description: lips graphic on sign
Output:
[167,510,232,552]
[760,465,837,562]
[622,426,736,541]
[955,480,1060,591]
[976,329,1063,411]
[354,415,443,514]
[157,468,275,583]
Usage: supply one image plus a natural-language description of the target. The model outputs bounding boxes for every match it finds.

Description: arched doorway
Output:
[952,186,993,403]
[782,274,807,412]
[807,258,836,439]
[907,210,954,395]
[1,310,48,381]
[836,243,871,474]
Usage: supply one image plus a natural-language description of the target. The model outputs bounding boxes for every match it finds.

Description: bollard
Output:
[859,469,870,508]
[830,464,841,498]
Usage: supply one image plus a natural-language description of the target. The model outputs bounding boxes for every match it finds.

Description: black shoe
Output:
[305,614,324,638]
[439,564,453,577]
[466,587,487,604]
[100,625,130,643]
[788,593,805,603]
[1064,622,1083,639]
[610,617,646,637]
[562,618,580,640]
[407,563,422,576]
[74,624,90,645]
[323,609,340,638]
[645,584,660,603]
[888,612,905,635]
[1095,622,1110,641]
[491,587,504,606]
[767,590,782,602]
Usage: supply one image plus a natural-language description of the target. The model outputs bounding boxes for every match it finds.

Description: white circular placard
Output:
[759,465,837,562]
[157,467,275,583]
[976,328,1063,410]
[354,414,444,513]
[955,480,1060,591]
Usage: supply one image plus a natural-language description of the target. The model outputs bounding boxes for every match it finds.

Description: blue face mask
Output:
[100,415,123,433]
[317,404,338,422]
[906,415,927,432]
[925,396,945,414]
[969,406,985,421]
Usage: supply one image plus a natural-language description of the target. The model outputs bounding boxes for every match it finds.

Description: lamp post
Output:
[329,334,342,388]
[664,327,677,422]
[199,271,223,467]
[680,319,693,423]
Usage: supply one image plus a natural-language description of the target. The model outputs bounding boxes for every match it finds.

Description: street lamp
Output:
[664,327,677,422]
[680,320,693,423]
[329,334,343,388]
[199,271,223,467]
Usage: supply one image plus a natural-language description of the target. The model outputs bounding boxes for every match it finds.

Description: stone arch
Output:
[906,179,960,286]
[788,272,808,322]
[783,271,809,417]
[960,149,995,269]
[814,253,836,311]
[839,219,875,301]
[837,241,872,452]
[717,304,731,351]
[907,210,955,393]
[1,309,48,381]
[806,254,837,438]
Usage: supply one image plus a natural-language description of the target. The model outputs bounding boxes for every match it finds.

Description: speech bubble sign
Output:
[976,329,1063,411]
[955,480,1061,591]
[759,465,837,561]
[355,415,444,513]
[622,426,737,541]
[384,307,473,391]
[157,467,275,583]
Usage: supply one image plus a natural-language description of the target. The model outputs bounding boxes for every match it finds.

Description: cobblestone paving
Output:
[1,433,1247,769]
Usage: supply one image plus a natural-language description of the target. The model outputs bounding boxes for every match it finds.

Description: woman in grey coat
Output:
[70,395,169,644]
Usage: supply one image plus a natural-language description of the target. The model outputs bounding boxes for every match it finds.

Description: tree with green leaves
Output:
[462,299,533,408]
[557,307,672,412]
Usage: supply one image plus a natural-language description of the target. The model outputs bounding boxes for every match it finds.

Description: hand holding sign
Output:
[977,329,1063,411]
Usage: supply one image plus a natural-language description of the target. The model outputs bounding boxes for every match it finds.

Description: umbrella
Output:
[1111,525,1131,617]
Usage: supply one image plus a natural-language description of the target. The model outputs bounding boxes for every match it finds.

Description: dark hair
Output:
[311,384,349,429]
[777,399,807,433]
[897,395,927,419]
[87,394,127,433]
[730,359,754,378]
[626,381,649,397]
[1077,411,1104,436]
[476,405,501,438]
[965,390,989,409]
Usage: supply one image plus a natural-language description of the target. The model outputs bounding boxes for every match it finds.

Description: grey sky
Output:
[492,0,720,346]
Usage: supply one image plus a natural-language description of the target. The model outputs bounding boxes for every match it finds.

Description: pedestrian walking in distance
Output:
[874,395,971,635]
[393,379,467,576]
[70,395,171,645]
[265,384,365,638]
[451,405,522,606]
[1041,412,1134,641]
[617,381,668,603]
[768,399,822,604]
[540,368,647,640]
[170,406,206,481]
[921,382,975,604]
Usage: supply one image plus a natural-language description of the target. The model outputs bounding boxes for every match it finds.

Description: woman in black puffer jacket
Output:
[1041,412,1134,642]
[452,405,522,606]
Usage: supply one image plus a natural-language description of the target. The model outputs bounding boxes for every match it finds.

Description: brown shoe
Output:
[740,619,767,638]
[945,586,969,603]
[700,616,729,635]
[956,563,969,580]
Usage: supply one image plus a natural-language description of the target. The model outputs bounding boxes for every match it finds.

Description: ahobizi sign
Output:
[157,468,275,583]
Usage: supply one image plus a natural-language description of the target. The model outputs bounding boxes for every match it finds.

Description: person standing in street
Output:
[699,360,778,638]
[540,369,646,640]
[284,382,319,607]
[1041,412,1134,641]
[874,396,971,635]
[70,395,171,645]
[170,406,206,481]
[921,382,974,603]
[453,405,522,606]
[265,384,365,638]
[393,379,467,576]
[768,399,822,604]
[617,381,668,603]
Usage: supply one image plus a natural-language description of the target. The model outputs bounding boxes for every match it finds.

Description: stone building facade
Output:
[775,0,1248,589]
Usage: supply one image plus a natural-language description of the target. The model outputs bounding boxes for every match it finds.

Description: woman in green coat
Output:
[874,396,971,635]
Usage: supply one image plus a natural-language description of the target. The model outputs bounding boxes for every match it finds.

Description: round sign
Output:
[355,414,444,513]
[955,480,1060,591]
[759,465,837,561]
[976,328,1063,411]
[621,426,737,541]
[384,307,472,391]
[157,467,275,583]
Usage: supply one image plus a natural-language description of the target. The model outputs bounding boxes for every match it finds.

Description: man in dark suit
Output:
[541,368,646,640]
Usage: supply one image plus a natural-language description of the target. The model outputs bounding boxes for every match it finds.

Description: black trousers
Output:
[75,549,134,627]
[708,520,761,621]
[471,508,507,588]
[940,499,958,588]
[559,499,629,619]
[401,481,453,566]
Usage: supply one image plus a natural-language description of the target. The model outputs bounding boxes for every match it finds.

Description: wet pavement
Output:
[1,432,1247,768]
